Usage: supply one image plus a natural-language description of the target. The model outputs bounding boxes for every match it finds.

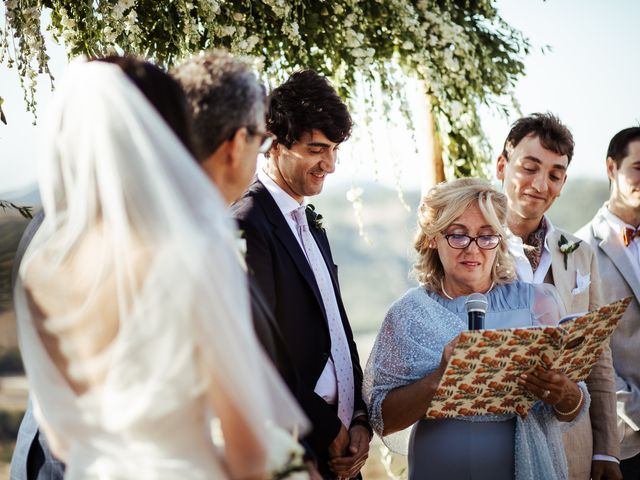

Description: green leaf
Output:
[0,201,33,219]
[4,0,531,174]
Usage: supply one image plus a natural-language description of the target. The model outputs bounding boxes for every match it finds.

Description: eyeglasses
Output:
[443,234,502,250]
[246,126,274,154]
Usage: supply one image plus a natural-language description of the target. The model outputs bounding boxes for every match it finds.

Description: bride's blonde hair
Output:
[413,177,516,292]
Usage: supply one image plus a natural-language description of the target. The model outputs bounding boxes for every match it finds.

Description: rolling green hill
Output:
[0,216,30,314]
[0,177,611,339]
[314,177,610,333]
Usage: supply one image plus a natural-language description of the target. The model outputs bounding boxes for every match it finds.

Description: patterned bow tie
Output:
[623,227,640,247]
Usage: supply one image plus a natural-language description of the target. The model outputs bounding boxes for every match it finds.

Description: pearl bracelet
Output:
[553,387,584,416]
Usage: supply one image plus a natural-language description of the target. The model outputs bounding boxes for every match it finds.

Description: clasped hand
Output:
[518,365,581,416]
[328,423,370,480]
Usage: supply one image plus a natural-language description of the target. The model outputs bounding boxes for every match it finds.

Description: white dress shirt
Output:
[258,169,341,404]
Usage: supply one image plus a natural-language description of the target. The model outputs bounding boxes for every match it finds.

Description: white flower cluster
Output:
[3,0,528,176]
[103,0,141,47]
[1,0,52,118]
[262,0,290,19]
[560,241,579,254]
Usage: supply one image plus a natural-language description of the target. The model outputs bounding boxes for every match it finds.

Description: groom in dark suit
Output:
[231,70,371,479]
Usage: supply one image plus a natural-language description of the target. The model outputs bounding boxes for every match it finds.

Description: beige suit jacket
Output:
[544,229,619,479]
[577,207,640,460]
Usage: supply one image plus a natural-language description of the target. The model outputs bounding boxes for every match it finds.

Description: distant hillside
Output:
[546,177,609,232]
[315,177,609,333]
[0,216,30,313]
[0,178,611,340]
[1,185,40,207]
[313,184,420,333]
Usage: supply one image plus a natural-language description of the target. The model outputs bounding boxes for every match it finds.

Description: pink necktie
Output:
[292,206,354,427]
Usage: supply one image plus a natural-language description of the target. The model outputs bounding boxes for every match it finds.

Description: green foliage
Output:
[0,216,30,313]
[0,407,22,462]
[1,0,54,122]
[1,0,530,176]
[314,178,608,333]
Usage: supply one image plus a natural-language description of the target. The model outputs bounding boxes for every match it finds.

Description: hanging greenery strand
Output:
[1,0,530,178]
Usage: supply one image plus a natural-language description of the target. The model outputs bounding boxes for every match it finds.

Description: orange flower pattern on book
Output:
[426,297,631,419]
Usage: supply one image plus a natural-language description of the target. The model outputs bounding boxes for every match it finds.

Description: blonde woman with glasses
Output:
[365,178,588,480]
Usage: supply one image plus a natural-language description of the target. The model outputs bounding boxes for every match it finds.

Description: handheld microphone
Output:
[465,293,488,330]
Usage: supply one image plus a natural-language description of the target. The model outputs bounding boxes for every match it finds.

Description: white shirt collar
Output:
[257,168,304,216]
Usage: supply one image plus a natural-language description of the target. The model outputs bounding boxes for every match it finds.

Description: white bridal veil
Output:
[14,60,307,477]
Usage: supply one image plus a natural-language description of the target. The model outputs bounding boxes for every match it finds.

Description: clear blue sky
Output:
[1,0,639,195]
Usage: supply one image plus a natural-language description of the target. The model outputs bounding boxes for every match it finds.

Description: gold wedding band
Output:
[542,389,551,399]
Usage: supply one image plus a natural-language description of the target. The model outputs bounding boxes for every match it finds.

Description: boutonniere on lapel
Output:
[305,204,324,231]
[558,234,581,270]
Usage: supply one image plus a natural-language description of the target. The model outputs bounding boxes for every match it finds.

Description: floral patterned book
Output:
[426,297,631,419]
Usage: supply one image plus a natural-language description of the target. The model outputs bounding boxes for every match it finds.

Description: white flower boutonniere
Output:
[305,204,324,231]
[558,234,581,270]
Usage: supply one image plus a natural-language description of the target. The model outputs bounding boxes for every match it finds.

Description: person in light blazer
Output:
[577,126,640,479]
[497,113,621,480]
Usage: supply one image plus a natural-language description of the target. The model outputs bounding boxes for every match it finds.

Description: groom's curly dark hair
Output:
[267,70,352,152]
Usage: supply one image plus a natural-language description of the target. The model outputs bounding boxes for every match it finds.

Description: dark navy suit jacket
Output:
[231,180,365,477]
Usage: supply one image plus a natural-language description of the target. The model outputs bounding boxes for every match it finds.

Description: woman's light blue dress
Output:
[364,281,589,480]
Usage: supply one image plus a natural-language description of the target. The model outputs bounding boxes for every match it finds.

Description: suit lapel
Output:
[593,211,640,301]
[547,229,574,304]
[252,181,326,315]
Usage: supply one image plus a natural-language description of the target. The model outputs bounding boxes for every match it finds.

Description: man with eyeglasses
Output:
[172,50,296,369]
[172,52,322,476]
[231,70,371,480]
[173,51,273,205]
[497,113,621,480]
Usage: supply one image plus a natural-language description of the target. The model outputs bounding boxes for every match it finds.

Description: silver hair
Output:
[172,50,266,162]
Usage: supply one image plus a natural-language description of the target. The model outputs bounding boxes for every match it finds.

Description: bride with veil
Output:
[13,57,308,479]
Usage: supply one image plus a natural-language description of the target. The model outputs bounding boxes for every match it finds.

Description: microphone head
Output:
[465,292,488,314]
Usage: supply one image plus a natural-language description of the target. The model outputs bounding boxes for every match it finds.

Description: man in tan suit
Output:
[497,113,621,479]
[577,126,640,479]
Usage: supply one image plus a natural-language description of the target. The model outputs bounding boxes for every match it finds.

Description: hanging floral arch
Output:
[1,0,530,179]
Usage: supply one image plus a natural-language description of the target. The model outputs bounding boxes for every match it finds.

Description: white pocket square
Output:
[572,270,590,295]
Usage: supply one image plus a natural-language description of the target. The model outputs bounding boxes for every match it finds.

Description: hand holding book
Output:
[426,297,631,419]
